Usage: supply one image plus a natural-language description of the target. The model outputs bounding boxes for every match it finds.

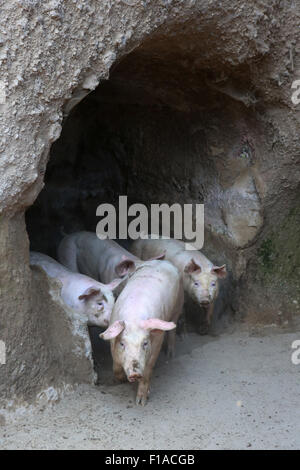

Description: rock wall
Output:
[1,0,300,405]
[0,215,94,410]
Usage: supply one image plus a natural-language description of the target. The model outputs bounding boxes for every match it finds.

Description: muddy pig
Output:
[100,259,184,405]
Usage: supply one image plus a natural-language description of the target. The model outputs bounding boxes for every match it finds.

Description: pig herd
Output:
[30,232,226,406]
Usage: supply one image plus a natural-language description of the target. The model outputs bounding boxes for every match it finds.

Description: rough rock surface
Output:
[0,0,300,405]
[0,215,94,409]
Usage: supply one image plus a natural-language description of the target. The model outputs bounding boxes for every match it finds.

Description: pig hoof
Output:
[167,347,175,359]
[197,324,210,335]
[136,394,148,406]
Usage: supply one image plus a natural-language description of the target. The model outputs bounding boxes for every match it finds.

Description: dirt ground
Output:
[1,327,300,450]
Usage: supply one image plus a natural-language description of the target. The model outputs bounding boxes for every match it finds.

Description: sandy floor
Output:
[1,327,300,450]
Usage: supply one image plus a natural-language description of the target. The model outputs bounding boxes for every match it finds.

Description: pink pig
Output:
[131,238,226,326]
[30,252,123,327]
[100,259,184,406]
[58,231,164,294]
[57,232,142,285]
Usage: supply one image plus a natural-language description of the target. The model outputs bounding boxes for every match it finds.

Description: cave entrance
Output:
[25,33,265,376]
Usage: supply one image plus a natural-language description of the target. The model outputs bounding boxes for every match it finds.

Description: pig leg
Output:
[206,302,214,325]
[176,305,187,340]
[167,330,176,358]
[113,360,127,383]
[136,333,165,406]
[167,290,184,358]
[198,302,215,335]
[136,379,150,407]
[58,239,80,273]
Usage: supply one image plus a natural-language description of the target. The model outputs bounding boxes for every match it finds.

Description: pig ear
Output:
[211,264,227,278]
[146,251,166,261]
[115,257,136,277]
[184,259,201,274]
[99,320,125,340]
[78,286,101,301]
[140,319,176,332]
[107,277,125,291]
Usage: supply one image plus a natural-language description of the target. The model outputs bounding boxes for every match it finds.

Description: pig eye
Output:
[143,341,149,349]
[97,301,103,306]
[119,341,125,349]
[194,282,200,287]
[211,282,216,287]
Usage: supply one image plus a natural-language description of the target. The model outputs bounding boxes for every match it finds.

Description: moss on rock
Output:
[256,206,300,315]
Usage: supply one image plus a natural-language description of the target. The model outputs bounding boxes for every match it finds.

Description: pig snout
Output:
[128,373,142,383]
[200,290,212,305]
[127,360,142,382]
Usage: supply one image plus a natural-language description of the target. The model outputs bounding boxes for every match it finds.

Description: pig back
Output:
[111,259,182,325]
[132,238,214,274]
[30,251,70,280]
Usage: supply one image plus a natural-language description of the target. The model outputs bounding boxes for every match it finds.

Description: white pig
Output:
[57,231,164,291]
[100,259,184,406]
[30,252,123,327]
[131,238,226,326]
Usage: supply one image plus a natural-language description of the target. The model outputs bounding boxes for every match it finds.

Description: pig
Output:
[57,231,164,293]
[100,259,184,406]
[30,252,124,327]
[131,238,226,327]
